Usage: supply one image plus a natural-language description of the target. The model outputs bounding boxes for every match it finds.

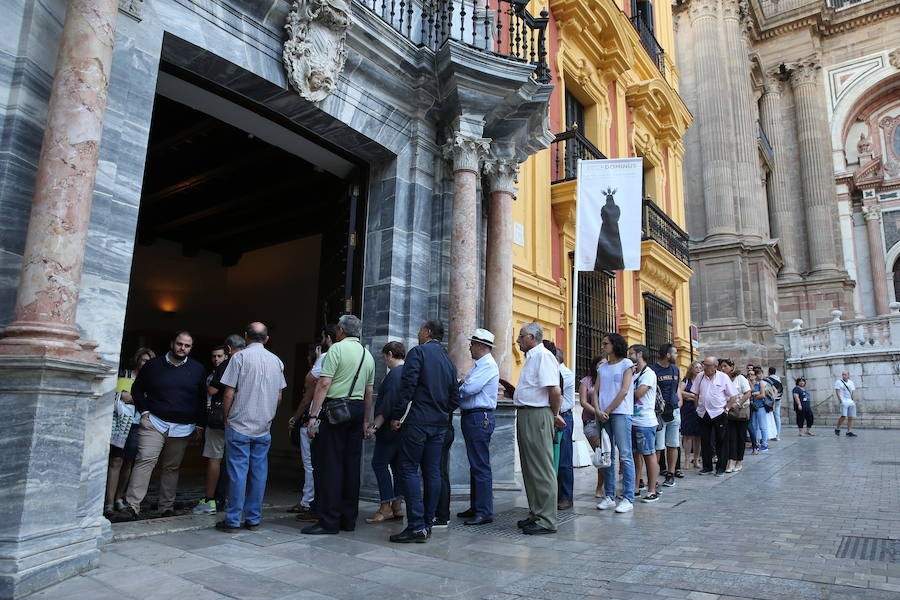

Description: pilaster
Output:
[862,204,889,315]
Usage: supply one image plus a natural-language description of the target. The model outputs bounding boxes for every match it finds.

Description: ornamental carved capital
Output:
[721,0,740,20]
[283,0,351,103]
[688,0,718,21]
[861,205,882,222]
[763,69,785,95]
[889,48,900,70]
[442,133,491,173]
[788,55,821,88]
[483,158,520,196]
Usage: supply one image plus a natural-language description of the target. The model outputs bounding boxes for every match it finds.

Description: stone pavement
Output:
[35,429,900,600]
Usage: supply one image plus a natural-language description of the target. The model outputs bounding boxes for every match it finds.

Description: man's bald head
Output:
[702,356,718,374]
[245,322,269,343]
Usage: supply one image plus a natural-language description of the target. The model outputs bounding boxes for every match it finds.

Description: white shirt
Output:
[513,344,560,407]
[459,353,500,411]
[632,365,658,428]
[311,352,326,378]
[142,352,195,437]
[834,379,855,404]
[559,363,576,412]
[598,358,635,415]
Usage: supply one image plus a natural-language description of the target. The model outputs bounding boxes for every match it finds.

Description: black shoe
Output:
[390,528,428,543]
[109,507,139,523]
[846,432,857,437]
[714,471,725,477]
[557,498,573,510]
[642,492,660,503]
[456,508,476,519]
[521,522,556,535]
[215,521,240,533]
[834,429,841,436]
[301,524,338,535]
[698,469,713,475]
[243,522,260,531]
[430,518,449,528]
[663,473,676,487]
[463,516,494,526]
[516,517,536,529]
[160,509,176,518]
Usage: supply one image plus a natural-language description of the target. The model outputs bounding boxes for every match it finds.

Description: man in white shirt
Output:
[455,329,500,526]
[554,347,576,511]
[513,323,564,535]
[629,345,660,501]
[834,371,858,437]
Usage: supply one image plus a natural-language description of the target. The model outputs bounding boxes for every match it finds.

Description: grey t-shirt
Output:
[220,343,287,437]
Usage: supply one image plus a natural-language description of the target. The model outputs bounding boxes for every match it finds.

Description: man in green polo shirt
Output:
[303,314,375,534]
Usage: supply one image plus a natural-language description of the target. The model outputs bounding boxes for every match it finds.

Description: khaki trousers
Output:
[125,418,191,513]
[516,406,558,530]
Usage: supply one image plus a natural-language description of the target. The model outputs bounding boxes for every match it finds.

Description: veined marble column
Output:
[483,157,518,381]
[689,0,737,238]
[760,72,802,280]
[790,56,839,275]
[0,0,118,361]
[862,205,890,315]
[443,132,490,373]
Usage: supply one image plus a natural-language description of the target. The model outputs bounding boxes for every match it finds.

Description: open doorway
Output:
[117,84,366,512]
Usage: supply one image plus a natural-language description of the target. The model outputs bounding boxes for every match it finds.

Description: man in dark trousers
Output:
[389,320,458,543]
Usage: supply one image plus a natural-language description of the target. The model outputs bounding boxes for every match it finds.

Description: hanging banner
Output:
[575,158,643,271]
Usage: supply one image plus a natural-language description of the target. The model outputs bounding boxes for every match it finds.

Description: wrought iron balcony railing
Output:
[827,0,873,9]
[642,198,690,266]
[360,0,551,83]
[550,128,606,184]
[630,15,665,75]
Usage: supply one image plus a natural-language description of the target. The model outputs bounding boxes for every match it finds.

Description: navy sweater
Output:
[393,340,459,426]
[132,355,208,426]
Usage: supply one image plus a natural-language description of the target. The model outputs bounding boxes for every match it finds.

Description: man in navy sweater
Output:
[389,320,458,543]
[111,331,207,522]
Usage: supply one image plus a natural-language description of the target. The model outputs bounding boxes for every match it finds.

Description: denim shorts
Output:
[632,426,657,456]
[583,420,598,439]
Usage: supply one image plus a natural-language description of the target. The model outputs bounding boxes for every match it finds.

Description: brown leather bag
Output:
[727,399,750,421]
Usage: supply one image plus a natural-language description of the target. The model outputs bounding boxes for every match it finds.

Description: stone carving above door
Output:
[283,0,351,103]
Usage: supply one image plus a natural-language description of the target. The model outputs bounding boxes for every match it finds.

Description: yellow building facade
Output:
[511,0,694,379]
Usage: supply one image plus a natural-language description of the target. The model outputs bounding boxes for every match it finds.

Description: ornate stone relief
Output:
[442,133,491,173]
[789,55,821,88]
[688,0,718,21]
[483,158,520,196]
[890,48,900,70]
[721,0,740,19]
[862,205,882,222]
[762,70,785,95]
[118,0,142,20]
[283,0,351,103]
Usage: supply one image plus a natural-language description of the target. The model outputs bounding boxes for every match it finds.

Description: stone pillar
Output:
[760,72,802,280]
[482,157,518,381]
[862,205,890,315]
[789,56,839,275]
[443,132,490,373]
[689,0,737,238]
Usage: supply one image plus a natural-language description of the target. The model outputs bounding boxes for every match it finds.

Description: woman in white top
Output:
[591,333,637,514]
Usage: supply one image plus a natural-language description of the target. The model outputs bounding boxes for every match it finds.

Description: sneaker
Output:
[846,432,857,437]
[760,445,769,452]
[714,471,725,477]
[596,497,616,510]
[663,473,676,487]
[642,492,660,503]
[430,518,449,529]
[698,469,713,475]
[834,429,841,436]
[614,499,634,514]
[192,499,217,515]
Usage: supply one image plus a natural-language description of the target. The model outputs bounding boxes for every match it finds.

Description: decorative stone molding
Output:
[118,0,143,20]
[862,205,882,222]
[688,0,718,20]
[762,70,785,95]
[890,48,900,70]
[789,56,821,88]
[443,133,491,173]
[738,0,754,38]
[721,0,740,20]
[483,158,519,196]
[283,0,351,103]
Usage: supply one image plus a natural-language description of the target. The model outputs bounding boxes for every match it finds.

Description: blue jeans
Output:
[557,412,574,502]
[371,432,404,503]
[461,410,495,519]
[750,406,769,448]
[224,427,271,527]
[600,414,635,502]
[397,424,445,531]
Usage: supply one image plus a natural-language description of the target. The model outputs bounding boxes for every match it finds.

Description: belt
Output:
[560,409,573,416]
[461,408,494,416]
[515,405,549,409]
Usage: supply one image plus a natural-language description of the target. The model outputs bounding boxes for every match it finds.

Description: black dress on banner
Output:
[594,190,625,270]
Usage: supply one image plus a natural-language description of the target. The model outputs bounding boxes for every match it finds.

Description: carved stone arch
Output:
[830,62,900,162]
[625,78,692,143]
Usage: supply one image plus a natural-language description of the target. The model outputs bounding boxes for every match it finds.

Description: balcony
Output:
[550,128,606,184]
[642,198,690,266]
[630,15,665,75]
[827,0,874,9]
[359,0,550,82]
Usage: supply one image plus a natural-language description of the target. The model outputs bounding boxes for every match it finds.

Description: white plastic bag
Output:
[592,428,612,468]
[109,393,135,448]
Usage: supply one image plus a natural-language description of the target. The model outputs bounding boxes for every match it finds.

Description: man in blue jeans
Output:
[216,322,287,533]
[389,320,458,543]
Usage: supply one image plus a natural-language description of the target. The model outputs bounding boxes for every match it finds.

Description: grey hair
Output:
[338,314,362,338]
[225,334,246,351]
[522,322,543,342]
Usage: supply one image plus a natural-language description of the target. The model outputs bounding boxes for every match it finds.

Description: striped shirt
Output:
[220,343,287,437]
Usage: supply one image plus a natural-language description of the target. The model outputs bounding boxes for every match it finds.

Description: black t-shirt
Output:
[207,358,230,408]
[650,363,680,407]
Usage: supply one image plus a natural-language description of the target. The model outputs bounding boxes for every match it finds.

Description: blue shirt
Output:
[650,363,679,407]
[793,386,809,404]
[458,353,499,411]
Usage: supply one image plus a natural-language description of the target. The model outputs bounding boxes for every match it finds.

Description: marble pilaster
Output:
[482,157,518,381]
[443,132,490,373]
[862,205,889,315]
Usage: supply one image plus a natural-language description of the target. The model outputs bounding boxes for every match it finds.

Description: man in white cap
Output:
[455,329,500,525]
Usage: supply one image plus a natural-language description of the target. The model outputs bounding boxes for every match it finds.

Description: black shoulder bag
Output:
[323,352,367,425]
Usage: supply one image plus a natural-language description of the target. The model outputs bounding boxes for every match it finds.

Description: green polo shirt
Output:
[320,337,375,400]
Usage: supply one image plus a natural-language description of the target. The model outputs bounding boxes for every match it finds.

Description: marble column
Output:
[689,0,737,238]
[443,132,490,373]
[760,72,802,280]
[790,56,839,275]
[862,205,890,315]
[483,157,518,381]
[0,0,118,361]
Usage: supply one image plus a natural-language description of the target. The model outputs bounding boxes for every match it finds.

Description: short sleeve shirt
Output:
[649,363,679,407]
[793,386,809,404]
[834,379,855,404]
[320,337,375,400]
[734,374,751,396]
[513,344,560,407]
[598,358,634,415]
[310,352,326,378]
[632,366,658,428]
[219,344,287,437]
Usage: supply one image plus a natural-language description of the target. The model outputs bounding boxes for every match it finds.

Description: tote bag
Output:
[592,427,613,468]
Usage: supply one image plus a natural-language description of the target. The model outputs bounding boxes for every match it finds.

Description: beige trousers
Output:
[125,417,191,513]
[516,406,558,530]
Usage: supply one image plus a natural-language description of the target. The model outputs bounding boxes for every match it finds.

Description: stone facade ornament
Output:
[283,0,351,103]
[862,204,882,222]
[442,133,491,173]
[118,0,143,20]
[789,55,821,87]
[688,0,718,20]
[856,132,873,156]
[483,158,520,196]
[889,48,900,70]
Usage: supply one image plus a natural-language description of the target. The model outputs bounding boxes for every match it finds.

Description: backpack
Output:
[762,380,777,412]
[764,376,783,400]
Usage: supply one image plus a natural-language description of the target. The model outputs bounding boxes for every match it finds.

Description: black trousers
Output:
[726,419,748,462]
[435,422,454,521]
[311,401,364,532]
[796,404,814,428]
[699,412,728,473]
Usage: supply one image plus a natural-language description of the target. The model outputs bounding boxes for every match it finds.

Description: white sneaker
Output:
[596,497,616,510]
[614,499,634,514]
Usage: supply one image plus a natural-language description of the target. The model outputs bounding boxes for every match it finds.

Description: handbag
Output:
[323,352,367,425]
[592,428,612,468]
[109,392,135,448]
[727,399,750,421]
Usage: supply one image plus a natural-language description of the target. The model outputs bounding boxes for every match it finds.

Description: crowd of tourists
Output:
[102,317,860,540]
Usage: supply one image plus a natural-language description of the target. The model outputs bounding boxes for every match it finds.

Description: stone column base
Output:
[0,356,107,599]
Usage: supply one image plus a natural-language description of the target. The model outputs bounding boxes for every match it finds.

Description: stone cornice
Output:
[754,0,900,40]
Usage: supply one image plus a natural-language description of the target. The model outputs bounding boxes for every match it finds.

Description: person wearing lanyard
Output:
[455,329,500,526]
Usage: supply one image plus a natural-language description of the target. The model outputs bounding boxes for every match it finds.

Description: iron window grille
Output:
[571,256,617,380]
[643,292,672,364]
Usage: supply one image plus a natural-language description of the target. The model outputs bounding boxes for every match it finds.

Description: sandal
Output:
[674,470,685,478]
[365,510,395,524]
